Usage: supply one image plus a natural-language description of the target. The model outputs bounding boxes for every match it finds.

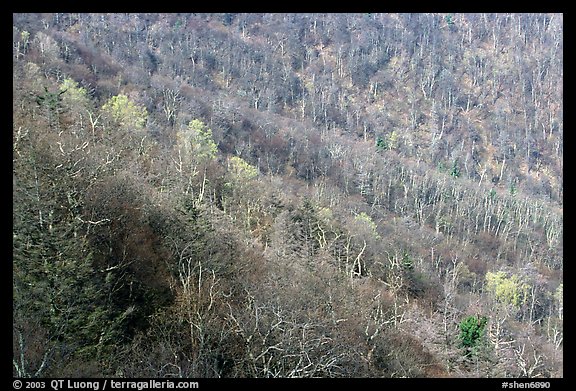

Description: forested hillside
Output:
[13,13,562,378]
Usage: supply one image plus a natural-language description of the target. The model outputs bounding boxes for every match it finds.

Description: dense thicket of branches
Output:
[13,13,562,378]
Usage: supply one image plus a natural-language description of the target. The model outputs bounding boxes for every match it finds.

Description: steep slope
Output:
[13,13,562,377]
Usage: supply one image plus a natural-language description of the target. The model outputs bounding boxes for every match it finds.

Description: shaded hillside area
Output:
[13,13,562,377]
